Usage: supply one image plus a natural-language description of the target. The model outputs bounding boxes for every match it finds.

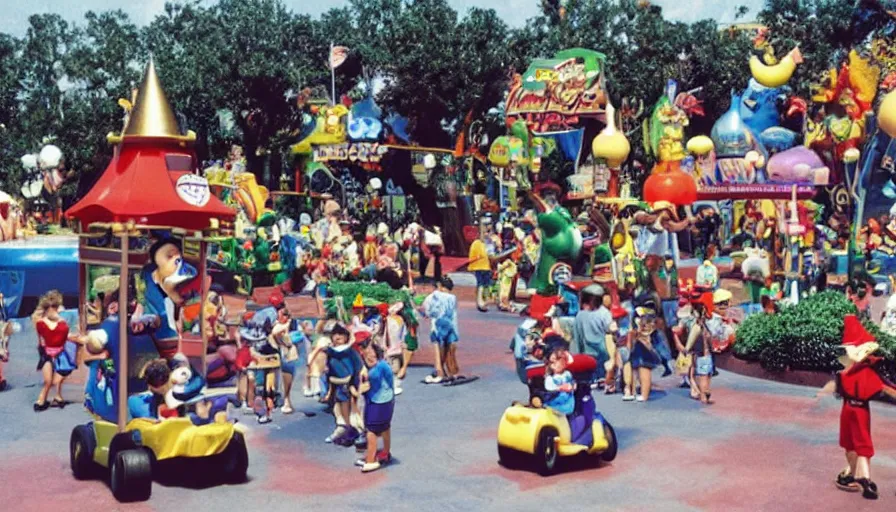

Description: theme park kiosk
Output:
[65,59,243,502]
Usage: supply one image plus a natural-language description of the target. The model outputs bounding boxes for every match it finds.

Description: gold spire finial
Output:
[123,58,184,139]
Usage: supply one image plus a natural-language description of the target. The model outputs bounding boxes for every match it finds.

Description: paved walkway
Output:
[1,302,895,511]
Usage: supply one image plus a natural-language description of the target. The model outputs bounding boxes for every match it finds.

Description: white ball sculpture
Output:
[21,154,38,170]
[39,145,62,168]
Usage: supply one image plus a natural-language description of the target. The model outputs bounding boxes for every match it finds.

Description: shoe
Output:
[394,387,403,396]
[0,380,7,391]
[241,402,254,414]
[622,394,635,402]
[636,396,646,402]
[33,401,50,412]
[476,306,488,313]
[856,478,878,500]
[661,367,672,377]
[361,461,381,473]
[334,427,359,446]
[835,471,860,492]
[354,437,368,451]
[376,450,392,464]
[281,404,294,414]
[678,381,690,389]
[354,458,367,467]
[50,398,66,408]
[257,415,272,424]
[303,388,313,397]
[424,375,443,384]
[325,425,346,443]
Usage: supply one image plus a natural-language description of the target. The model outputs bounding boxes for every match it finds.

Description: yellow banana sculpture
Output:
[749,47,803,88]
[233,172,275,225]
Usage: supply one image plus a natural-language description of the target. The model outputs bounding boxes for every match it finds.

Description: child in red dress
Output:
[825,315,896,500]
[32,290,82,411]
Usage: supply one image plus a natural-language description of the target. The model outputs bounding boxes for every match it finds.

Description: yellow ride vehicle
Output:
[497,353,617,475]
[70,392,248,502]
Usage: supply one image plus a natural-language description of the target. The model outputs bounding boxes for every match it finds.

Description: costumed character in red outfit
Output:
[826,315,896,500]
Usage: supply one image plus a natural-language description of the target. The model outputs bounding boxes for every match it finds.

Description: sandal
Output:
[835,471,861,492]
[856,478,879,500]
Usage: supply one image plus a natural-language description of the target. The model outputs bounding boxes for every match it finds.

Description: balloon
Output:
[643,161,697,206]
[686,135,714,156]
[21,154,37,169]
[39,145,62,168]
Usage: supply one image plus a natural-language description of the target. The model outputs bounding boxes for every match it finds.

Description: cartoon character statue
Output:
[828,315,896,500]
[134,237,198,360]
[881,276,896,336]
[0,293,16,391]
[807,50,880,183]
[163,353,208,418]
[233,172,275,226]
[527,194,583,292]
[0,191,21,241]
[496,258,518,312]
[741,247,771,304]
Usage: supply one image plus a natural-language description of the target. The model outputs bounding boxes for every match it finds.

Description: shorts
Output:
[475,270,493,287]
[840,403,874,457]
[332,383,351,403]
[364,399,394,435]
[695,355,714,376]
[430,318,459,345]
[617,347,631,364]
[281,357,298,376]
[631,342,659,370]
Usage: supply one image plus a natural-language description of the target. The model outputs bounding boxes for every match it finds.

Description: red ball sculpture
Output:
[643,161,697,205]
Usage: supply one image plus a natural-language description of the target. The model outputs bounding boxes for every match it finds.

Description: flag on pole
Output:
[329,46,349,69]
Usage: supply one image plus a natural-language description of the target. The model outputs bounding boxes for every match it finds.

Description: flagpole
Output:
[330,42,336,105]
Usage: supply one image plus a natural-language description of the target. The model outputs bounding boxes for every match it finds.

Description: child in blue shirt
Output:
[356,343,394,473]
[544,347,575,415]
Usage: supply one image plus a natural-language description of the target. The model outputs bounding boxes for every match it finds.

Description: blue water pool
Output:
[0,236,78,316]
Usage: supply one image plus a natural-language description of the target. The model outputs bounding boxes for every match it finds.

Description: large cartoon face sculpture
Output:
[529,206,583,292]
[739,78,787,136]
[741,247,770,278]
[152,241,197,290]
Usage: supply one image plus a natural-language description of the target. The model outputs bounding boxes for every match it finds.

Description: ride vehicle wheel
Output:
[70,424,99,480]
[110,448,153,502]
[497,444,526,469]
[600,422,618,462]
[220,432,249,483]
[534,427,559,476]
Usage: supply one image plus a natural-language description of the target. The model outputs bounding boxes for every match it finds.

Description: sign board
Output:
[313,143,389,163]
[175,174,211,207]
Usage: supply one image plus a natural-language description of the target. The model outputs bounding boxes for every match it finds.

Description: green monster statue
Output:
[528,194,583,292]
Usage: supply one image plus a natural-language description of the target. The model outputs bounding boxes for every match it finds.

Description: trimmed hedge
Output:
[734,291,896,382]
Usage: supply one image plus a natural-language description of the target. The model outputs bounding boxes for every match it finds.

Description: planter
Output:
[714,351,833,388]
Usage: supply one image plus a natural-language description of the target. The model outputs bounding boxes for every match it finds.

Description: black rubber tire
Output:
[110,449,153,502]
[70,424,99,480]
[534,427,559,476]
[220,432,249,483]
[600,421,618,462]
[497,444,526,469]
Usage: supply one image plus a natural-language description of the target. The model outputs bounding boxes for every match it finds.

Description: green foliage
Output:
[734,291,896,380]
[757,0,858,101]
[0,0,890,204]
[323,280,420,326]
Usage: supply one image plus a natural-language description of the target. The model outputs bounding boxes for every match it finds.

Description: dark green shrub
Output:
[732,291,892,374]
